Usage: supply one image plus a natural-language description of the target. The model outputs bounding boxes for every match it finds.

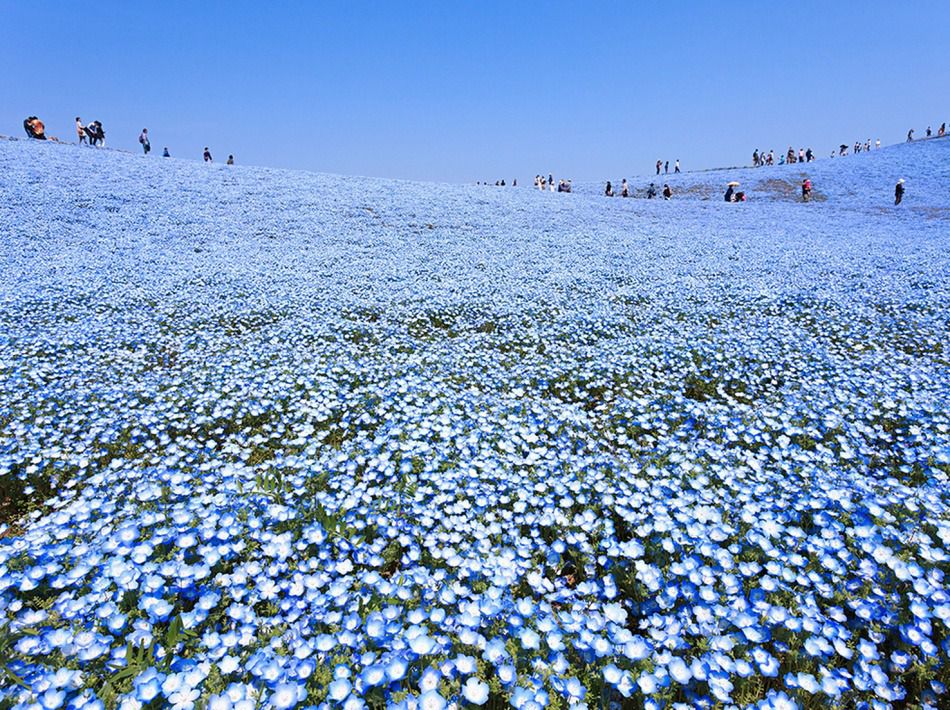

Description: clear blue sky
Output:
[2,1,947,182]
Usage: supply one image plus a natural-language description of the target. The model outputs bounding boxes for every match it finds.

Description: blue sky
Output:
[2,1,947,182]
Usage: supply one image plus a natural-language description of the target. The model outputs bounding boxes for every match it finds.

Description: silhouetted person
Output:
[895,179,905,205]
[163,147,170,158]
[605,181,614,197]
[227,154,234,165]
[204,147,213,162]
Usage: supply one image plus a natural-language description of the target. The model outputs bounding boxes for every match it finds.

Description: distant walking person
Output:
[895,179,905,205]
[203,147,213,162]
[674,159,680,173]
[656,160,662,175]
[139,128,151,155]
[227,155,234,165]
[76,117,86,144]
[907,129,914,142]
[163,147,170,158]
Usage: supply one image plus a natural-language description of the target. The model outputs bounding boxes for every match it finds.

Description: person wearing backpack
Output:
[139,128,151,155]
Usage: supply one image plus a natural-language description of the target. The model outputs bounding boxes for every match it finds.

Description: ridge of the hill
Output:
[3,133,948,213]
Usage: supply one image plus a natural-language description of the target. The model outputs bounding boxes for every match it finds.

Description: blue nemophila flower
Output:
[327,678,351,702]
[462,677,490,705]
[418,690,446,710]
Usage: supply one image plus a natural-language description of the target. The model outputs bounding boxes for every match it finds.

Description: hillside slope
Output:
[574,137,950,212]
[0,136,948,708]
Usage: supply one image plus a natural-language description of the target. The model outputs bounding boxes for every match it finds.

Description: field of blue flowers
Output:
[1,136,948,710]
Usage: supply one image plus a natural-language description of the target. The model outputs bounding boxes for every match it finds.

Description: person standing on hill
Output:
[674,159,681,173]
[926,126,932,137]
[605,181,614,197]
[621,179,629,197]
[76,117,86,144]
[907,129,914,142]
[163,147,170,157]
[875,139,881,149]
[139,128,150,155]
[895,179,905,205]
[203,147,213,162]
[227,155,235,165]
[939,123,946,137]
[655,160,662,175]
[664,160,669,174]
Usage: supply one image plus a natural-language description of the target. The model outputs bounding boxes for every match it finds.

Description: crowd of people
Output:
[654,159,681,175]
[908,123,946,141]
[752,147,817,167]
[22,115,234,165]
[604,180,673,200]
[533,174,573,192]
